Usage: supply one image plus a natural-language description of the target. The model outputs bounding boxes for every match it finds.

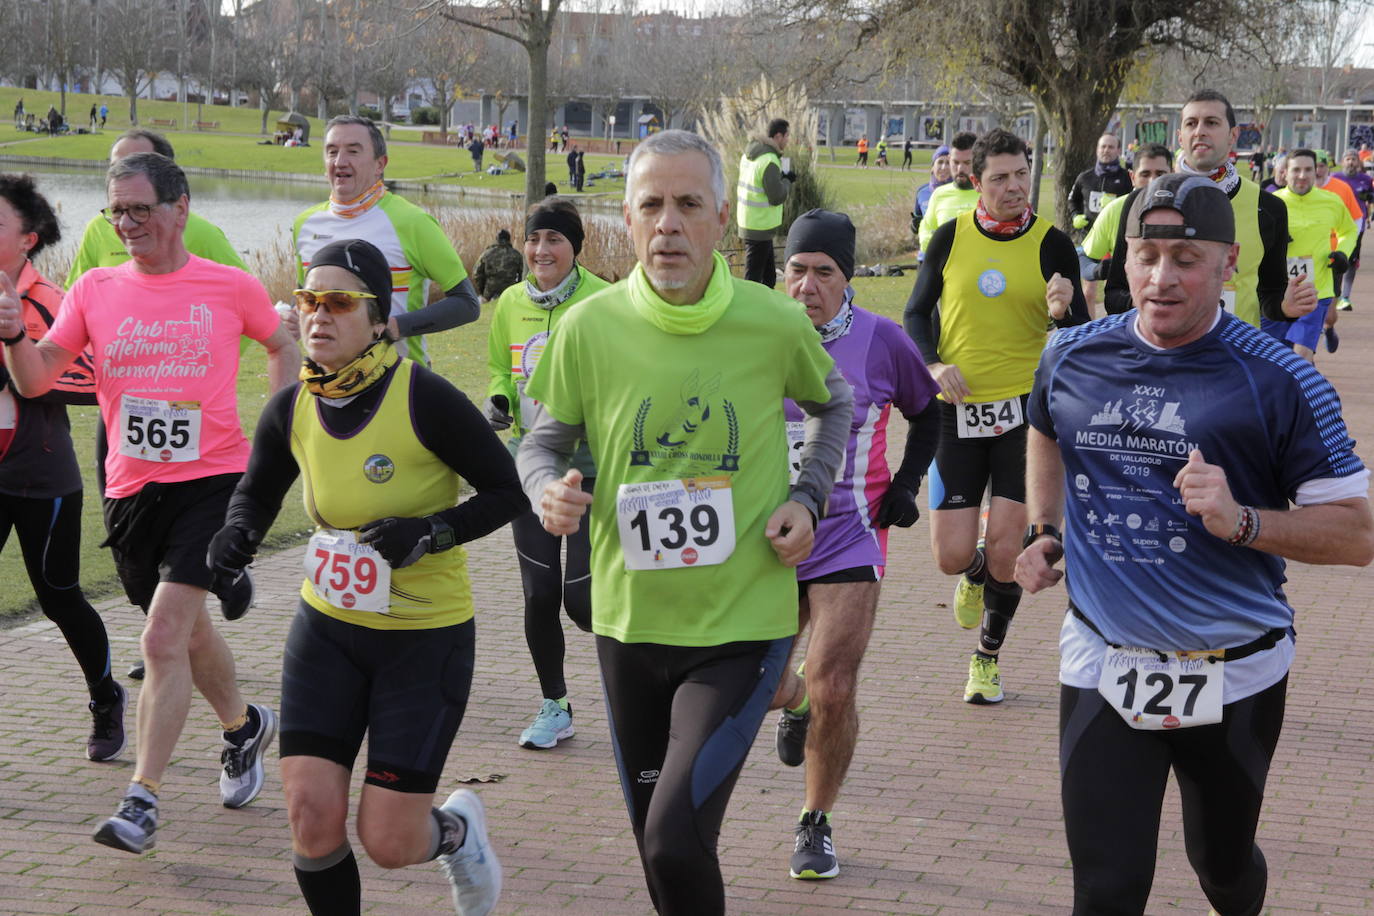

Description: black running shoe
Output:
[127,660,145,680]
[789,810,838,879]
[776,707,810,767]
[87,682,128,762]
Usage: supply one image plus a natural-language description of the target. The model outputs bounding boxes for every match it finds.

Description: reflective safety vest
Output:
[737,149,783,232]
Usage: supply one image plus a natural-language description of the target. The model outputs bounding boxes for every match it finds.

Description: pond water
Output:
[12,167,510,268]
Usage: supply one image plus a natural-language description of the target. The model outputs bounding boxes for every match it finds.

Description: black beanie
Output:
[784,209,856,280]
[309,238,392,304]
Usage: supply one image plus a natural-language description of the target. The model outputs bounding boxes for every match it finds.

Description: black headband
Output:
[526,209,584,255]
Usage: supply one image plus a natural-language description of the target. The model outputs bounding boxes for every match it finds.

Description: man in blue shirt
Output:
[1015,173,1374,916]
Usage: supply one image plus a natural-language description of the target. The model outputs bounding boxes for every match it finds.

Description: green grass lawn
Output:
[0,276,914,620]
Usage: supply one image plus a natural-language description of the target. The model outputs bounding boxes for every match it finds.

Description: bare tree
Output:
[103,0,173,125]
[767,0,1313,227]
[423,0,566,207]
[412,16,483,138]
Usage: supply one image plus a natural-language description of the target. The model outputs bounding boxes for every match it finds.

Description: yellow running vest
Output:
[290,362,472,629]
[1229,178,1264,327]
[938,210,1053,402]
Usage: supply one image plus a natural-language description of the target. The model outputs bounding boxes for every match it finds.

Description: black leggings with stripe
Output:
[510,478,594,700]
[1060,678,1287,916]
[597,634,791,916]
[0,490,113,698]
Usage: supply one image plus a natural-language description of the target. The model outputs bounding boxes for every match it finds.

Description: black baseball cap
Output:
[1124,173,1235,245]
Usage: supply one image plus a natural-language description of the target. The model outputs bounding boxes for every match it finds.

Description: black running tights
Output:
[510,477,594,699]
[1059,678,1287,916]
[597,635,791,916]
[0,490,113,698]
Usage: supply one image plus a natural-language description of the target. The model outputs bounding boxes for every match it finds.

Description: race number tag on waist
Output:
[1286,256,1313,280]
[1221,282,1237,313]
[305,528,391,613]
[0,388,16,458]
[118,395,201,463]
[1088,190,1117,214]
[1097,646,1223,730]
[616,476,736,571]
[955,397,1024,439]
[786,421,805,485]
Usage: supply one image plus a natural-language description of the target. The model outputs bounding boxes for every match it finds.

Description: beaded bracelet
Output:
[1227,505,1261,547]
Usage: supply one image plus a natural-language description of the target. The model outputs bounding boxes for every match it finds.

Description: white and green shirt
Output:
[294,193,468,362]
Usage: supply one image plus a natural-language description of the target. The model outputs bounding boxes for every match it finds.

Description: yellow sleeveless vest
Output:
[1229,178,1264,327]
[939,210,1053,402]
[290,362,472,629]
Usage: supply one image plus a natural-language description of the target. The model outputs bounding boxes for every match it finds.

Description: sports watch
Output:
[1022,523,1063,550]
[427,517,457,553]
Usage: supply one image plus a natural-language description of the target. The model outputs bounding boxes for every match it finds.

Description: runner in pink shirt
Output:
[0,152,297,855]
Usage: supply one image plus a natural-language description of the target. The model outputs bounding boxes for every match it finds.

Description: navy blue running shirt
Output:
[1029,311,1366,651]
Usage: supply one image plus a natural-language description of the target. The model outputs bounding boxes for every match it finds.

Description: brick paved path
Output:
[3,295,1373,914]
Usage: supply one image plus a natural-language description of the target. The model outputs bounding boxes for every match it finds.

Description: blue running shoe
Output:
[519,698,574,749]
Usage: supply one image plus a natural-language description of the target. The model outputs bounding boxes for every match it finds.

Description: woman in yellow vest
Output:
[207,238,525,916]
[484,197,609,750]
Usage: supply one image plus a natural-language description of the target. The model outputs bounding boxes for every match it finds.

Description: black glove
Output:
[358,516,434,569]
[484,394,513,431]
[783,171,797,182]
[910,212,921,235]
[207,524,257,574]
[874,480,920,529]
[1328,250,1350,275]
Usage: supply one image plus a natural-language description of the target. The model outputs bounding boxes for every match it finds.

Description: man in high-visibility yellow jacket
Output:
[737,118,795,288]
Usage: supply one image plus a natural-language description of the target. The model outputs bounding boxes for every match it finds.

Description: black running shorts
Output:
[101,473,240,610]
[279,600,475,794]
[928,396,1029,510]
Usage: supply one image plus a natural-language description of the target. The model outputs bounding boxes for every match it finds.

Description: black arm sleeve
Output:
[410,367,529,544]
[894,398,940,491]
[223,384,301,546]
[1040,227,1090,327]
[1069,171,1088,217]
[903,219,955,363]
[1256,190,1290,322]
[1103,188,1141,315]
[392,278,481,336]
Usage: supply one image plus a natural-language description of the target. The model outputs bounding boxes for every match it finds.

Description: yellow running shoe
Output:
[964,654,1004,704]
[953,576,984,629]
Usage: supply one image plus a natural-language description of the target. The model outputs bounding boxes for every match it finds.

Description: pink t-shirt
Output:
[48,254,280,498]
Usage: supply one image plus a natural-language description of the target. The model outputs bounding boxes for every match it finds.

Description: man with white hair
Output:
[517,129,853,915]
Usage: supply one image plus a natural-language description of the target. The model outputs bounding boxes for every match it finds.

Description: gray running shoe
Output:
[220,704,277,808]
[87,682,128,762]
[437,788,502,915]
[789,810,839,879]
[93,788,158,854]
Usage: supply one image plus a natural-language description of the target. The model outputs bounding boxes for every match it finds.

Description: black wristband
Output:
[1023,522,1063,549]
[1,329,26,345]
